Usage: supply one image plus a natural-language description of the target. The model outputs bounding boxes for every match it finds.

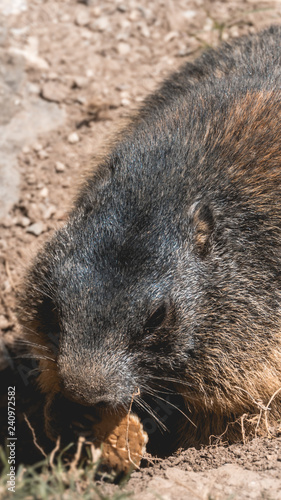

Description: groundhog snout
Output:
[57,354,134,408]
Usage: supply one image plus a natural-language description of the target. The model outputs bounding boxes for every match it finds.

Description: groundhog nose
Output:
[60,378,120,407]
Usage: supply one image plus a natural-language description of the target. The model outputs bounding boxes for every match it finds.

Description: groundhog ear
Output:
[189,201,215,257]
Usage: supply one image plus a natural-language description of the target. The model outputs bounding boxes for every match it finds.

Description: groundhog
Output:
[18,25,281,451]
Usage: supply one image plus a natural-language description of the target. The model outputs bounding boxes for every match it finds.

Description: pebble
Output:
[76,96,86,105]
[75,8,90,26]
[140,24,150,38]
[55,161,66,173]
[117,4,127,12]
[26,174,36,185]
[8,47,49,70]
[2,279,11,293]
[28,82,41,95]
[39,187,49,198]
[90,17,109,32]
[22,145,31,154]
[43,205,56,220]
[33,143,42,152]
[129,10,140,22]
[81,29,92,40]
[72,76,88,88]
[48,72,58,80]
[183,10,197,20]
[121,98,131,107]
[37,150,49,160]
[41,81,68,103]
[117,42,131,55]
[62,177,71,188]
[68,132,80,144]
[86,69,94,78]
[1,216,13,228]
[26,222,45,236]
[16,216,31,228]
[26,203,40,221]
[165,31,178,42]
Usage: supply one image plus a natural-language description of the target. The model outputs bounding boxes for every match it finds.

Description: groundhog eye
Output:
[144,303,167,332]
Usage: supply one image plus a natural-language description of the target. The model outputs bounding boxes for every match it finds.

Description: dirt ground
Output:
[1,0,281,499]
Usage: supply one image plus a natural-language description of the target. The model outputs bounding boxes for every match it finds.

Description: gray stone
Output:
[0,51,65,220]
[26,222,45,236]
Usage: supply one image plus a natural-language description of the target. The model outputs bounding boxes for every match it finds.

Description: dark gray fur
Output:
[20,26,281,446]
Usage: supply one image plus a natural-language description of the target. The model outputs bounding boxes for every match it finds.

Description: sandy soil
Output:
[1,0,281,499]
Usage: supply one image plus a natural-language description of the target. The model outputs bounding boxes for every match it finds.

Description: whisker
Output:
[145,382,178,396]
[32,285,54,301]
[134,396,168,432]
[27,368,41,376]
[20,324,42,337]
[13,339,50,351]
[150,374,195,389]
[15,354,56,363]
[144,388,197,428]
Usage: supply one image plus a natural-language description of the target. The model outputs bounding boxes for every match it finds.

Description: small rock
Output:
[1,216,13,228]
[129,10,139,22]
[2,279,11,293]
[117,4,127,12]
[62,177,71,188]
[81,29,92,40]
[55,161,66,173]
[120,90,130,100]
[37,149,49,160]
[43,205,56,220]
[8,47,49,70]
[165,31,178,43]
[33,143,42,152]
[26,222,45,236]
[75,8,90,26]
[39,187,49,198]
[22,145,31,154]
[68,132,80,144]
[16,216,31,228]
[28,82,41,95]
[76,96,86,105]
[183,10,197,20]
[72,76,88,88]
[117,42,130,56]
[121,98,131,107]
[26,203,40,221]
[120,19,131,31]
[92,6,101,16]
[41,81,68,103]
[140,24,150,38]
[26,174,36,185]
[26,36,39,56]
[90,17,109,32]
[48,72,58,80]
[86,69,94,78]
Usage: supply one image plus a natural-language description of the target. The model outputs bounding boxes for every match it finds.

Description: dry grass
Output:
[0,444,133,500]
